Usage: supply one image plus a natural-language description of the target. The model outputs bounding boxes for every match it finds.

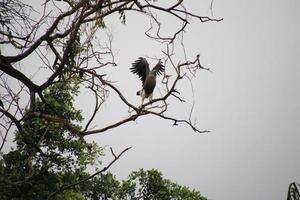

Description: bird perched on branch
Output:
[130,57,165,106]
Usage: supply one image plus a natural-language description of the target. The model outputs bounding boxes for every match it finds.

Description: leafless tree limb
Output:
[1,0,219,155]
[47,146,132,199]
[0,4,222,198]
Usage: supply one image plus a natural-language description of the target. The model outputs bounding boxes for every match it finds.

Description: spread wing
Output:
[151,60,165,76]
[130,57,150,86]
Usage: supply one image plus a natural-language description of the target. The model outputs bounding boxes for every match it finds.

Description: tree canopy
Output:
[0,0,221,199]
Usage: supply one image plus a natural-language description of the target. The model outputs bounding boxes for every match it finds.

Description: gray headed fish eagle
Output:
[130,57,165,105]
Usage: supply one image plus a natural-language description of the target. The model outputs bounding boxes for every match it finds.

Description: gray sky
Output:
[2,0,300,199]
[82,0,300,199]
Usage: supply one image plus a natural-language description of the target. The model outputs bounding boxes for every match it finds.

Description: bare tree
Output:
[0,0,222,189]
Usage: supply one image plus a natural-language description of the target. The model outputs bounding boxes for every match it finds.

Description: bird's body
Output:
[138,72,156,97]
[130,57,165,105]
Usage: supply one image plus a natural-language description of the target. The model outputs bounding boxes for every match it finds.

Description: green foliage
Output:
[60,33,81,80]
[14,79,94,171]
[124,169,207,200]
[82,169,207,200]
[84,173,121,199]
[56,190,85,200]
[66,33,81,69]
[0,79,103,199]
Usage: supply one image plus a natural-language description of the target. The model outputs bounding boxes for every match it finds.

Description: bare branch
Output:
[82,114,141,136]
[144,109,210,134]
[47,146,132,199]
[0,107,23,136]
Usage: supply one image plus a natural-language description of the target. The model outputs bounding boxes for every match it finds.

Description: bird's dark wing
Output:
[130,57,150,86]
[151,60,165,76]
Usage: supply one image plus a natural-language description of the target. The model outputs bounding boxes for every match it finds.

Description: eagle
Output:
[130,57,165,105]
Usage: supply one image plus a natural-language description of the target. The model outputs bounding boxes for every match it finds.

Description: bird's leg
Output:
[149,94,153,104]
[139,95,145,109]
[141,96,145,106]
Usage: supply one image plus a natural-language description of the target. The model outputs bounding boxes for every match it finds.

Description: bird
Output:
[130,57,165,106]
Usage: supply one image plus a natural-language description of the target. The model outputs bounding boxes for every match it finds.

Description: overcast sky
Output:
[2,0,300,199]
[80,0,300,200]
